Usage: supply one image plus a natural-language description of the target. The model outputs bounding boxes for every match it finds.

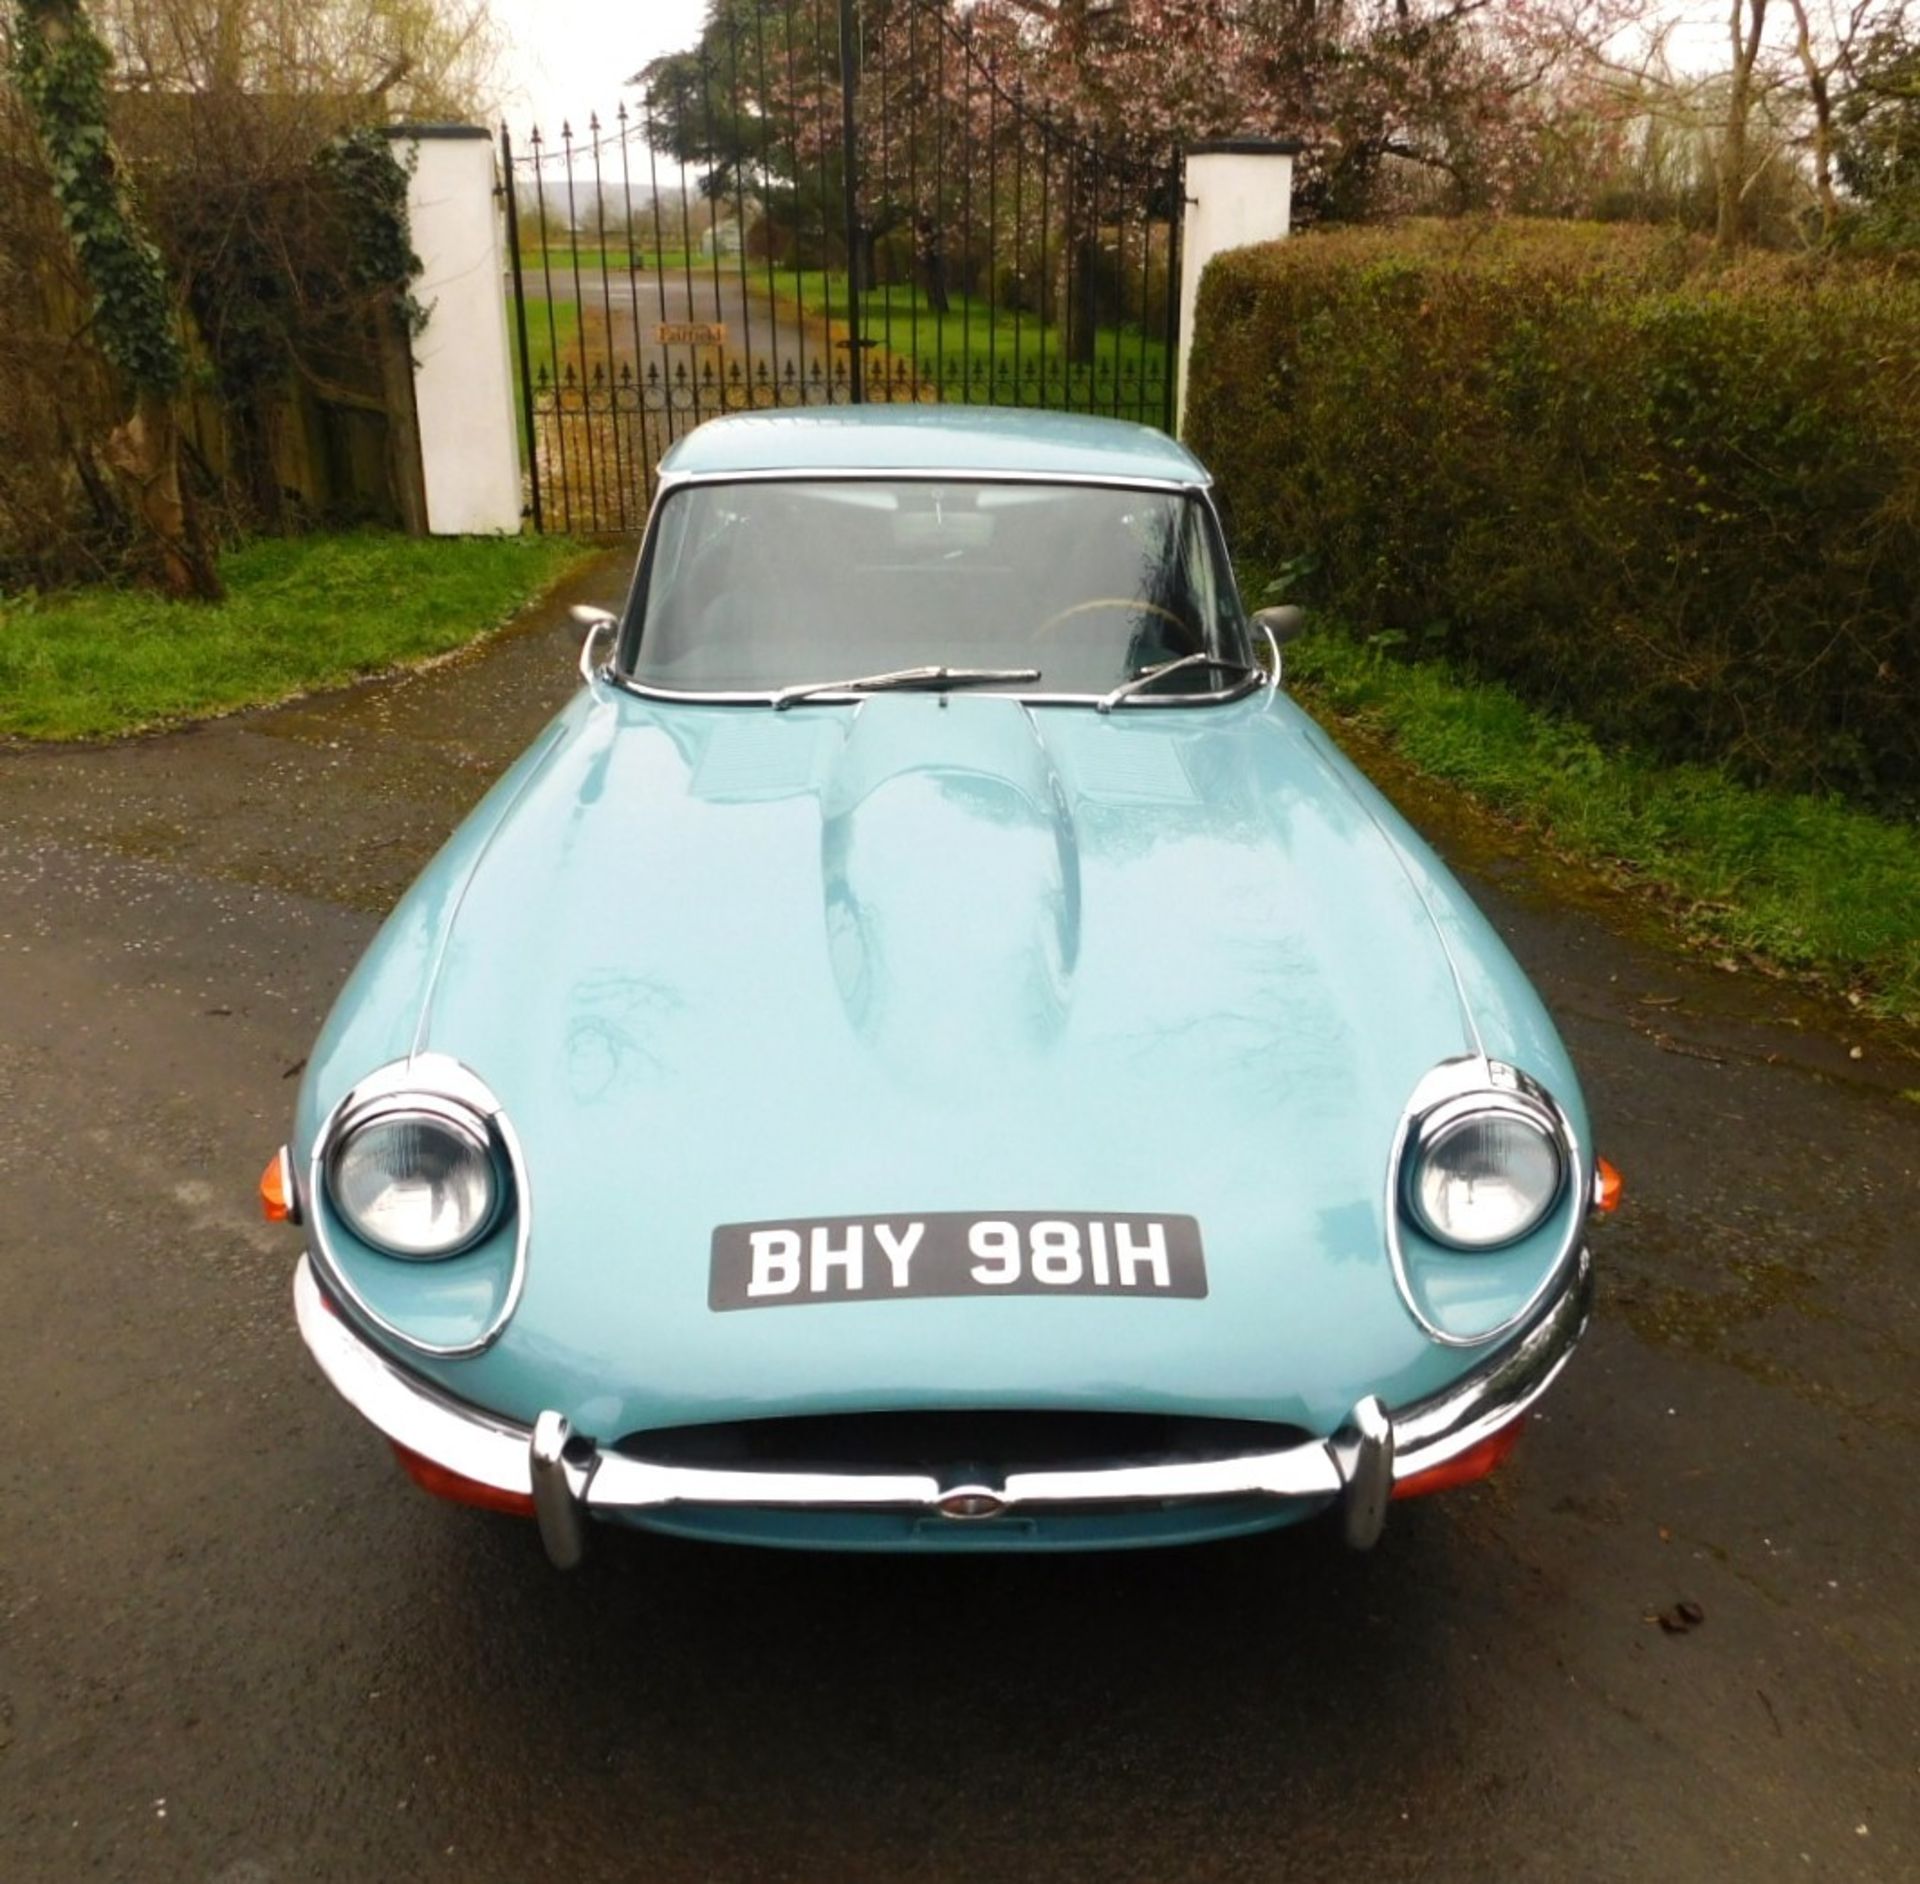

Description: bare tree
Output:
[1717,0,1774,246]
[1784,0,1902,236]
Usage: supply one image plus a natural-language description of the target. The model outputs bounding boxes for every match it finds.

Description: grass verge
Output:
[0,531,599,742]
[1276,613,1920,1023]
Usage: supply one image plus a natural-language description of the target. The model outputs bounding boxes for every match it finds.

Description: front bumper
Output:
[293,1248,1593,1567]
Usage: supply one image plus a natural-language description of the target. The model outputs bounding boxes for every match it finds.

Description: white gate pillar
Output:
[1175,140,1298,438]
[385,125,523,534]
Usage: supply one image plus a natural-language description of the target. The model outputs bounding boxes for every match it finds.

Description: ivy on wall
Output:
[315,127,428,339]
[9,0,218,597]
[9,0,182,395]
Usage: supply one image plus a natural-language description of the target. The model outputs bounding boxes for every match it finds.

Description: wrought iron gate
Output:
[502,0,1184,533]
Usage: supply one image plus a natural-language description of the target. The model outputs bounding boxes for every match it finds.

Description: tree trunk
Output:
[1787,0,1839,239]
[105,388,222,600]
[918,218,950,315]
[1716,0,1771,251]
[1064,154,1096,368]
[1069,231,1098,367]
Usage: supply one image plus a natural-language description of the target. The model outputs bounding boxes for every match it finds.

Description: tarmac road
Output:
[1,556,1915,1883]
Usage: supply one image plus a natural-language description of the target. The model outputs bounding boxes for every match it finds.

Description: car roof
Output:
[655,407,1209,486]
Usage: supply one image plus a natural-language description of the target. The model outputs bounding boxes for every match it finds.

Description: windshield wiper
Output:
[1096,652,1260,714]
[770,665,1040,710]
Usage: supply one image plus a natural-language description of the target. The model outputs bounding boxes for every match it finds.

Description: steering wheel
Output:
[1034,597,1197,641]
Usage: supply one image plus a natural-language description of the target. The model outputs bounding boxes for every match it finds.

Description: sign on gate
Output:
[655,323,727,348]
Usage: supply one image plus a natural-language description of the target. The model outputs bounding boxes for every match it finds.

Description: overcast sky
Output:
[490,0,711,135]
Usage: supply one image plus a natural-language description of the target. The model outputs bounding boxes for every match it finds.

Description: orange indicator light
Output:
[259,1149,293,1223]
[392,1444,537,1518]
[1392,1417,1524,1501]
[1593,1157,1624,1214]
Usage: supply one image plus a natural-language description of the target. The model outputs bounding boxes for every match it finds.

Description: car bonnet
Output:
[340,686,1569,1436]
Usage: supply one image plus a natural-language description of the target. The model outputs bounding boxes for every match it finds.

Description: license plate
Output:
[709,1212,1207,1311]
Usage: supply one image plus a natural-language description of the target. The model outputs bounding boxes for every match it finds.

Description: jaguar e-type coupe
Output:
[268,408,1619,1567]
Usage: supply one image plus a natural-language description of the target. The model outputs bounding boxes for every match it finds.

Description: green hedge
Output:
[1186,222,1920,813]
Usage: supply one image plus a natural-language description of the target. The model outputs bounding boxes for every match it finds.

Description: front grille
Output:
[615,1409,1311,1477]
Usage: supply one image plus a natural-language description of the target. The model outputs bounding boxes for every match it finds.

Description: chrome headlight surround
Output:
[1403,1090,1565,1252]
[325,1091,508,1260]
[1387,1057,1586,1349]
[305,1054,530,1358]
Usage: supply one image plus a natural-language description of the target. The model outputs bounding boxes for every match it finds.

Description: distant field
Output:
[772,268,1169,409]
[518,247,700,278]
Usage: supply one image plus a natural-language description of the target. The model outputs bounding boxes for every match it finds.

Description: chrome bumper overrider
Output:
[293,1249,1593,1569]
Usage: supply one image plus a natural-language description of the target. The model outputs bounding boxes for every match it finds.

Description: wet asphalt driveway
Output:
[1,557,1915,1882]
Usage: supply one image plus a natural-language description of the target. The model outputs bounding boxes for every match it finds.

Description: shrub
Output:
[1186,221,1920,813]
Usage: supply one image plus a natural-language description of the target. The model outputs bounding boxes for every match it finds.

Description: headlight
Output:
[326,1097,505,1259]
[1407,1102,1563,1250]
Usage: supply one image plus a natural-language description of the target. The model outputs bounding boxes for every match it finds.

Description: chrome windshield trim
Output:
[606,672,1267,711]
[653,466,1210,494]
[303,1054,531,1360]
[295,1247,1588,1553]
[614,468,1248,709]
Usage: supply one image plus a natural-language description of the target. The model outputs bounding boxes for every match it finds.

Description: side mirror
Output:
[1251,604,1307,647]
[572,605,618,685]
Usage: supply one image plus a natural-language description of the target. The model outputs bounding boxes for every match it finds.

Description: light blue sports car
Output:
[269,408,1619,1567]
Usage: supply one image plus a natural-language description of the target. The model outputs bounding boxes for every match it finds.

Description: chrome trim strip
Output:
[294,1256,532,1494]
[1384,1057,1590,1351]
[1392,1244,1593,1475]
[611,467,1250,712]
[587,1456,959,1514]
[1332,1396,1394,1548]
[531,1412,589,1568]
[295,1247,1589,1553]
[653,466,1210,494]
[609,675,1265,712]
[304,1054,531,1360]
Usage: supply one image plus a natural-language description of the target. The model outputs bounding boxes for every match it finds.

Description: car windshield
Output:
[624,478,1250,700]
